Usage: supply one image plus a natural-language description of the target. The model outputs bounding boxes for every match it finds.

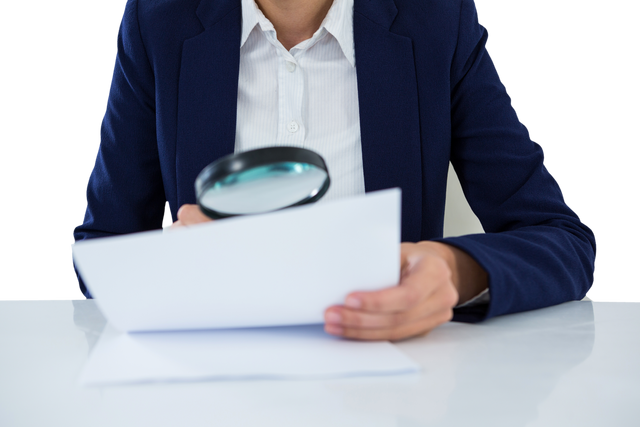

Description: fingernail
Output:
[345,296,361,309]
[326,311,342,324]
[325,324,344,335]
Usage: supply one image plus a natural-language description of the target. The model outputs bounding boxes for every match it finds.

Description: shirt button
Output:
[288,121,299,133]
[285,61,296,72]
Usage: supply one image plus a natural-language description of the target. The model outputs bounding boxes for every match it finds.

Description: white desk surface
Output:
[0,300,638,426]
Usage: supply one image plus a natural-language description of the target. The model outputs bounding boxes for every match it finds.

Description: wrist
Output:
[416,241,488,305]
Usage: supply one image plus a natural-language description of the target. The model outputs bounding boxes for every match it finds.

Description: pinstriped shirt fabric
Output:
[235,0,365,203]
[235,0,490,306]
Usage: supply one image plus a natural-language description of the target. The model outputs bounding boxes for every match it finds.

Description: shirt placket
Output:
[271,37,305,147]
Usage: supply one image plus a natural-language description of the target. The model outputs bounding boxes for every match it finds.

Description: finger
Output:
[325,305,408,329]
[326,284,458,329]
[177,204,212,226]
[345,255,451,313]
[325,306,453,341]
[326,306,416,329]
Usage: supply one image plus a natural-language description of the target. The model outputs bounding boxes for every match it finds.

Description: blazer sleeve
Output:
[73,0,165,297]
[440,0,596,322]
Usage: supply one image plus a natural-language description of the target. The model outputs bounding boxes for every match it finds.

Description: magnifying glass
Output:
[195,146,331,219]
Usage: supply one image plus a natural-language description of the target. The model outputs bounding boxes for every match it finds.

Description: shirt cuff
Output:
[455,288,490,308]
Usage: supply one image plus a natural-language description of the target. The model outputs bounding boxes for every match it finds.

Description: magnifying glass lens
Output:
[199,161,328,215]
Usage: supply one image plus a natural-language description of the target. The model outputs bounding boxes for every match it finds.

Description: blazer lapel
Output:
[354,0,423,242]
[176,0,242,206]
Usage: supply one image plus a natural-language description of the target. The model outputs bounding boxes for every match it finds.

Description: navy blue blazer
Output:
[74,0,596,322]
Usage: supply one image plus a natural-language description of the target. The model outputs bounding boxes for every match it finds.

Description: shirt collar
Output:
[240,0,355,67]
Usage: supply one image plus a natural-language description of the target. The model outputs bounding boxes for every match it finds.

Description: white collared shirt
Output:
[235,0,490,307]
[235,0,364,203]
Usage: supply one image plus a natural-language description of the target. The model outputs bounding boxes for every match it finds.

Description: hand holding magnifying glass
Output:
[172,146,331,228]
[172,204,212,228]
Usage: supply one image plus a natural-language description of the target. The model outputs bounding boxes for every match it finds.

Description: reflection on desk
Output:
[0,300,638,426]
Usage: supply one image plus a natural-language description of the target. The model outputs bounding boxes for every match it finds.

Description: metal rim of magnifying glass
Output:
[195,146,331,219]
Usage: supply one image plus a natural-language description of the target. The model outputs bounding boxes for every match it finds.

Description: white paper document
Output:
[74,189,419,385]
[80,324,420,386]
[73,189,401,332]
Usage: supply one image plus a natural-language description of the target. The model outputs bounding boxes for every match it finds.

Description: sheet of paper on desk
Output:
[80,324,420,386]
[75,189,418,385]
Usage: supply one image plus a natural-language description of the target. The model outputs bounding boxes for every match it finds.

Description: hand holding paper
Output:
[324,241,462,340]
